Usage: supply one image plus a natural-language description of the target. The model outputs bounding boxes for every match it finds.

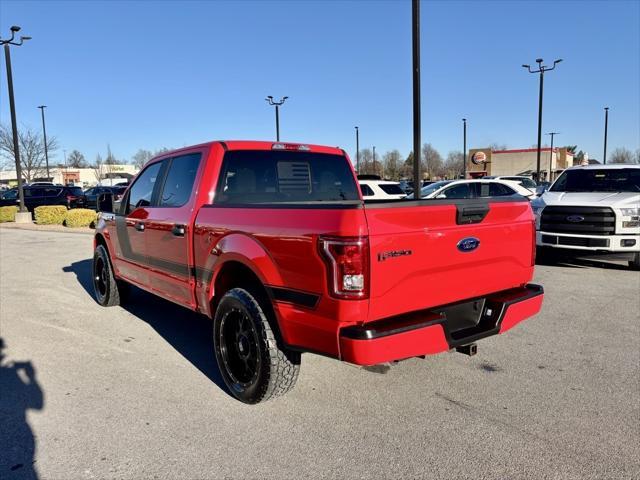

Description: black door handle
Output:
[134,222,145,232]
[172,224,186,237]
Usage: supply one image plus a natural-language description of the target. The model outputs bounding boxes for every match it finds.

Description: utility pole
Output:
[1,26,31,213]
[522,58,562,182]
[546,132,559,181]
[265,96,288,141]
[412,0,421,198]
[354,126,360,174]
[462,118,467,179]
[603,107,609,164]
[38,105,50,179]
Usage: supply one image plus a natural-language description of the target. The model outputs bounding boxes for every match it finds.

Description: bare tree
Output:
[132,149,153,169]
[67,150,86,168]
[444,151,464,179]
[635,149,640,164]
[609,147,635,164]
[422,143,444,180]
[0,124,58,182]
[382,150,402,180]
[488,143,508,151]
[93,154,105,183]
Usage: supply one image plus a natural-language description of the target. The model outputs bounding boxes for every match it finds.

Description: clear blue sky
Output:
[1,0,639,165]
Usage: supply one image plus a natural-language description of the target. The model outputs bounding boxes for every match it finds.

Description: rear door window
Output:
[24,188,44,198]
[379,183,404,195]
[360,184,374,197]
[158,153,201,207]
[216,150,359,204]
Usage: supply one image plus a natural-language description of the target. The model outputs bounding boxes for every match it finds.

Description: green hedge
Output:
[0,206,18,222]
[34,205,67,225]
[65,208,97,228]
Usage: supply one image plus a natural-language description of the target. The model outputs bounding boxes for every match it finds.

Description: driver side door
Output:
[112,161,163,288]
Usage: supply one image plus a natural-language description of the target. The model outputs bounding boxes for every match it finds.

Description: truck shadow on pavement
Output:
[0,337,44,480]
[62,259,230,397]
[536,255,633,271]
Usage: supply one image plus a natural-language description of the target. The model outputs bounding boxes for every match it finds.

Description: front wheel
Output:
[93,245,128,306]
[213,288,300,404]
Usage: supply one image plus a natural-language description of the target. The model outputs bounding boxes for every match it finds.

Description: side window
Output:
[360,184,374,197]
[488,183,515,196]
[24,188,43,198]
[44,188,62,197]
[159,153,201,207]
[440,184,471,199]
[127,162,162,213]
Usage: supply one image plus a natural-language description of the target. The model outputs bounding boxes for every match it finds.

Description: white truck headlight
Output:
[620,207,640,228]
[620,207,640,217]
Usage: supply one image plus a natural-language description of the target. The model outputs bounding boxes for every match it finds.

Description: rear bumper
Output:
[339,284,543,366]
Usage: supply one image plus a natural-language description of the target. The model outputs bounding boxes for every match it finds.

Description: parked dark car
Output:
[84,186,127,210]
[0,188,18,206]
[0,185,86,211]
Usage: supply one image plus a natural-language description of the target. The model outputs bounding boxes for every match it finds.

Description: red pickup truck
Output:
[93,141,543,403]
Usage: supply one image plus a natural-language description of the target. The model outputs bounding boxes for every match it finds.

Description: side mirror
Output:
[97,192,114,213]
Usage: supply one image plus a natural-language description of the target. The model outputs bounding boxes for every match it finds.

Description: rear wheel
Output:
[93,245,128,306]
[629,252,640,270]
[213,288,300,404]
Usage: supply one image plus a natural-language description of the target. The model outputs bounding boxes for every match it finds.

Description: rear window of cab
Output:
[215,150,360,204]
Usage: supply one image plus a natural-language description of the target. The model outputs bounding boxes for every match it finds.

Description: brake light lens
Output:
[319,236,369,299]
[66,195,77,202]
[272,143,310,151]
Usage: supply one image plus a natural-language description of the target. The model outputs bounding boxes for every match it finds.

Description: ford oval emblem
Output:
[457,237,480,252]
[566,215,585,223]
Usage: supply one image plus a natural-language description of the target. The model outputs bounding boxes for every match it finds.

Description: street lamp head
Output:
[462,118,466,122]
[38,105,47,109]
[20,36,31,41]
[10,26,21,32]
[267,95,273,99]
[522,64,530,69]
[536,58,543,64]
[554,58,563,64]
[604,106,609,111]
[282,96,288,101]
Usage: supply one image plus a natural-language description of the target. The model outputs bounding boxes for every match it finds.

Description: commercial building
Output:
[0,164,138,188]
[466,147,574,182]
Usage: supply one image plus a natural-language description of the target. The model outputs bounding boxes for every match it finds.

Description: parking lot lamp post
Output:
[412,0,421,198]
[265,96,288,142]
[355,126,360,173]
[1,26,31,212]
[603,107,609,164]
[546,132,559,181]
[522,58,562,182]
[372,146,376,176]
[38,105,50,179]
[462,118,467,179]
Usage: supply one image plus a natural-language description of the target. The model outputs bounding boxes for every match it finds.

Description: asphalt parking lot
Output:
[1,226,639,480]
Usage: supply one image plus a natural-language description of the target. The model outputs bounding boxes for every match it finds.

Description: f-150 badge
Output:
[377,249,412,262]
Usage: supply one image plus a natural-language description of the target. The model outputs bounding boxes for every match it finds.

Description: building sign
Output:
[471,151,487,165]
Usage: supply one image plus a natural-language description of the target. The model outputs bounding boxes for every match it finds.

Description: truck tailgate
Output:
[364,199,535,321]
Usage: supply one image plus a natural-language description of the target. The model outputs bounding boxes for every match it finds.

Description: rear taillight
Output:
[319,236,369,299]
[66,195,77,202]
[531,219,536,266]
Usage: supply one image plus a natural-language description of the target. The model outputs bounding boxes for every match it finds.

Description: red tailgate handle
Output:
[456,204,489,225]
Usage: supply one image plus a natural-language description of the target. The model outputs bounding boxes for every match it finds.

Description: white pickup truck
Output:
[532,164,640,269]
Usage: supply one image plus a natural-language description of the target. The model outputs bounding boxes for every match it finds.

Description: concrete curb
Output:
[0,223,94,235]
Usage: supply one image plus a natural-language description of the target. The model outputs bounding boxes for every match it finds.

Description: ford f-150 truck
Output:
[93,141,543,403]
[533,164,640,269]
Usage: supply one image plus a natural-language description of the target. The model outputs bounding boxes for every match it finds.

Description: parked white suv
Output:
[532,164,640,268]
[359,179,406,200]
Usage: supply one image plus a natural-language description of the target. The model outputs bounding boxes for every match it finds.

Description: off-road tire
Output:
[213,288,300,404]
[93,245,128,306]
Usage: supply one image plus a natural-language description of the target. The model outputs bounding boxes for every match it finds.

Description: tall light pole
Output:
[462,118,467,179]
[412,0,422,198]
[1,26,31,212]
[546,131,559,181]
[603,107,609,164]
[265,96,288,141]
[38,105,50,179]
[522,58,562,182]
[354,126,360,174]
